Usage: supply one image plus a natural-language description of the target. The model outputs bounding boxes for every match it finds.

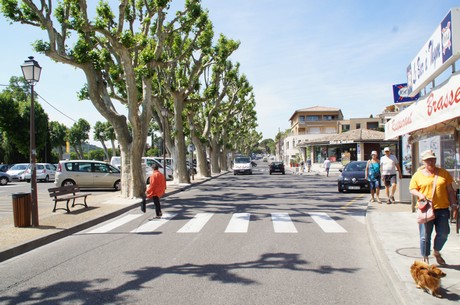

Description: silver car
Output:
[24,163,56,182]
[55,160,121,190]
[6,163,29,181]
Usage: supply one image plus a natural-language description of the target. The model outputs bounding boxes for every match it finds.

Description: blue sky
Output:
[0,0,459,143]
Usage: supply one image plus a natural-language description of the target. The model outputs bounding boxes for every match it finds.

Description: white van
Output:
[110,156,173,181]
[142,157,174,181]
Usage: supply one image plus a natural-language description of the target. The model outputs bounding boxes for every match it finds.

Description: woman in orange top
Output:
[409,150,458,265]
[145,164,166,218]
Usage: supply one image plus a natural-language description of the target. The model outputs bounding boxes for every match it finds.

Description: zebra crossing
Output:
[85,211,365,235]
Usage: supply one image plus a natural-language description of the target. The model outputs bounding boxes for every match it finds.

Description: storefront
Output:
[299,128,398,165]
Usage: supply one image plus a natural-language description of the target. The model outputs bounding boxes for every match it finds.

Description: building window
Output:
[366,122,379,129]
[341,124,350,132]
[299,115,305,122]
[306,115,320,121]
[323,115,335,121]
[356,123,361,129]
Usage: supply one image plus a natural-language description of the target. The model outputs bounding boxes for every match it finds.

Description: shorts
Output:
[369,178,381,191]
[383,174,396,187]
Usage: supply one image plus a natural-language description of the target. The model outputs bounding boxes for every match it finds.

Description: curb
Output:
[0,172,228,262]
[365,203,411,305]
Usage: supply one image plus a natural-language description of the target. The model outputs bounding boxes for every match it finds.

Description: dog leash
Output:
[423,172,438,263]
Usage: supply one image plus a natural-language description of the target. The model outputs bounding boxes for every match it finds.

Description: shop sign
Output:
[329,140,354,144]
[385,70,460,139]
[392,83,419,103]
[407,8,460,97]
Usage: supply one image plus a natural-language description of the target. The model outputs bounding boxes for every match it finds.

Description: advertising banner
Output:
[385,71,460,139]
[407,8,460,97]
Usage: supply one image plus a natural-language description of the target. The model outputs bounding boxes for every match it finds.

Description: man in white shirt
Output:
[323,158,331,177]
[380,147,402,204]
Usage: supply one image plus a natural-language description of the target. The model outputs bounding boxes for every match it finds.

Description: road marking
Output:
[87,214,143,234]
[225,212,250,233]
[341,194,365,209]
[131,213,177,233]
[271,213,298,233]
[309,212,347,233]
[177,213,214,233]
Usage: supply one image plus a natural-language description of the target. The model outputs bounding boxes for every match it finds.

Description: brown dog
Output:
[410,260,446,298]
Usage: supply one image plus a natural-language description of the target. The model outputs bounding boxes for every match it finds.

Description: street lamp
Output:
[21,56,42,227]
[160,107,168,179]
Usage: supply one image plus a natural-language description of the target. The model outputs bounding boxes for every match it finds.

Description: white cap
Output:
[384,147,390,152]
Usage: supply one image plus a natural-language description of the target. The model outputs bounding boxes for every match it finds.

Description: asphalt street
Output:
[0,164,397,305]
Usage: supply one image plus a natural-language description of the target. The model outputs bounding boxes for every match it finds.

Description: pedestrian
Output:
[380,147,402,204]
[365,151,381,203]
[323,158,331,177]
[300,161,304,174]
[145,164,167,218]
[306,159,311,172]
[409,149,458,265]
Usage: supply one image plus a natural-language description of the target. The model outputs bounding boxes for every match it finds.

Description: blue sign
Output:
[392,83,419,103]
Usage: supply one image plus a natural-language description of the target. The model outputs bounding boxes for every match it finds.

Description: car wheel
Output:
[114,180,121,191]
[0,177,8,185]
[146,177,150,185]
[269,172,272,175]
[44,175,49,182]
[282,171,285,175]
[62,179,76,187]
[338,186,344,193]
[26,179,31,183]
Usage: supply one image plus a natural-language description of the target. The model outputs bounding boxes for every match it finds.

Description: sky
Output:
[0,0,459,145]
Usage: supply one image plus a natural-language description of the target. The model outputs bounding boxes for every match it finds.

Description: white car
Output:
[7,163,29,181]
[24,163,56,182]
[111,156,174,181]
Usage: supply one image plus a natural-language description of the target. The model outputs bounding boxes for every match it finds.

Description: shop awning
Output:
[385,71,460,140]
[298,128,388,147]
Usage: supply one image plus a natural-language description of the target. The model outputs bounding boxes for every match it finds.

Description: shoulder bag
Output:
[416,174,437,224]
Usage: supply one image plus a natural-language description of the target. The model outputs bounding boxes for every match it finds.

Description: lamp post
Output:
[21,56,42,227]
[160,107,168,179]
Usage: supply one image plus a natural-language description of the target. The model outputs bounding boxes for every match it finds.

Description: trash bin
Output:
[12,192,31,227]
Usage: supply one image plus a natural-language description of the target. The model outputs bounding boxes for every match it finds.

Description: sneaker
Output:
[387,199,392,204]
[390,196,395,203]
[376,197,381,203]
[369,198,375,203]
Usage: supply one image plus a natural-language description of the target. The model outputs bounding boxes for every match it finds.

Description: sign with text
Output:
[407,8,460,97]
[386,70,460,139]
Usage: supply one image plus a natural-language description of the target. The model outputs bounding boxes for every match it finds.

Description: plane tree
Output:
[0,0,219,197]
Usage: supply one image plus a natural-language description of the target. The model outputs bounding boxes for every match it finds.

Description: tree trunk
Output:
[172,93,190,184]
[210,137,220,174]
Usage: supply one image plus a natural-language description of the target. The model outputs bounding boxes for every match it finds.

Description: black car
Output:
[337,161,370,193]
[269,162,285,175]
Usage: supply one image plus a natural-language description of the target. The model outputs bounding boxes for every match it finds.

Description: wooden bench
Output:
[48,185,91,213]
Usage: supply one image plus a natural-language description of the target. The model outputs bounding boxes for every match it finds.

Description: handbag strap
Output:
[430,171,438,202]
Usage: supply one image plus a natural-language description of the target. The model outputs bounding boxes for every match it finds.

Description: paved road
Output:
[0,164,398,305]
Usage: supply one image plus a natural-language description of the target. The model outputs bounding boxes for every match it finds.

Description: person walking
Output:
[409,149,458,265]
[365,151,381,203]
[324,158,331,177]
[145,164,167,218]
[380,147,402,204]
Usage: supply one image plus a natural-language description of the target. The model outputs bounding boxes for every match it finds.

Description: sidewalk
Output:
[367,201,460,304]
[1,173,459,304]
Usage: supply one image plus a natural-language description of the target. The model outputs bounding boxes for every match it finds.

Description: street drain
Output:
[396,247,420,258]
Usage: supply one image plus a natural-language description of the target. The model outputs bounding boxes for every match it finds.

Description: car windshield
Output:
[272,162,283,166]
[344,162,366,172]
[10,164,28,170]
[235,157,251,164]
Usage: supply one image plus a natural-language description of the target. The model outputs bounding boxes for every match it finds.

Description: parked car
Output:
[0,164,12,172]
[6,163,29,181]
[337,161,370,193]
[269,162,285,175]
[233,156,253,175]
[142,157,174,181]
[24,163,56,182]
[0,172,11,185]
[55,160,121,190]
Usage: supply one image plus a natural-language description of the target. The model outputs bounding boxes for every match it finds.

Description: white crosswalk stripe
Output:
[271,213,298,233]
[177,213,214,233]
[131,213,177,233]
[225,213,251,233]
[86,214,144,234]
[308,212,347,233]
[84,211,362,234]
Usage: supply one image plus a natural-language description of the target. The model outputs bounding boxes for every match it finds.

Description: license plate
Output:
[348,186,360,190]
